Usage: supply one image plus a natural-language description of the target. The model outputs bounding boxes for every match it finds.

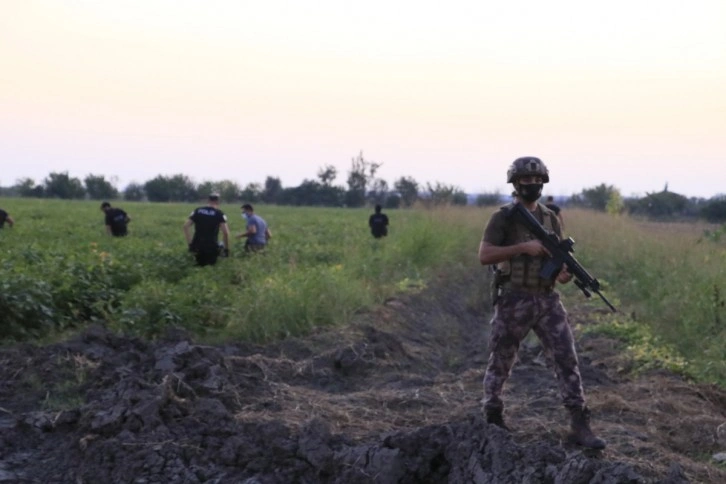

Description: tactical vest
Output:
[497,203,556,290]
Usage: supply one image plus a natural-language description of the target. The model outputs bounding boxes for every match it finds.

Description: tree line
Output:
[1,153,468,209]
[2,153,725,222]
[568,183,726,222]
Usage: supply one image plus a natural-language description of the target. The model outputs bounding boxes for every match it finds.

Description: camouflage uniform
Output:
[482,201,586,414]
[483,290,584,412]
[480,156,605,449]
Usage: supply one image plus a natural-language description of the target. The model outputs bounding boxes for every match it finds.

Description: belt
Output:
[500,284,554,295]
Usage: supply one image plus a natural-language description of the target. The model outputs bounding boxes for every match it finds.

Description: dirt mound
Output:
[1,269,724,483]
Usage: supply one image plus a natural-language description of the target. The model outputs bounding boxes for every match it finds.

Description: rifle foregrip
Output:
[512,203,615,311]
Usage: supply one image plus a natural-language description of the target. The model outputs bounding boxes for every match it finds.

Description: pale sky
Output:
[1,0,724,198]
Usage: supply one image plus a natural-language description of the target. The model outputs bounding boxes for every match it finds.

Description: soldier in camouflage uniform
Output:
[477,156,606,449]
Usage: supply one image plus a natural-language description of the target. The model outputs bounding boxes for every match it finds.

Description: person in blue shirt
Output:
[237,203,271,252]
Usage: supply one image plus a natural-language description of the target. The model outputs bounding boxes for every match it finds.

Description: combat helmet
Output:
[506,156,549,183]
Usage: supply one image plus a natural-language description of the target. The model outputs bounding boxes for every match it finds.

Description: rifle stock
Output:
[508,203,617,312]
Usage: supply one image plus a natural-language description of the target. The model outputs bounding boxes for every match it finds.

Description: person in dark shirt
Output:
[183,193,230,266]
[545,196,565,232]
[0,208,15,229]
[101,202,130,236]
[369,204,389,239]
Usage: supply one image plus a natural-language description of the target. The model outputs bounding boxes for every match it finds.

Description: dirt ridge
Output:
[1,268,724,483]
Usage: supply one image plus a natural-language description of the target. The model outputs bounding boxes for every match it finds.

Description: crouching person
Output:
[184,193,230,266]
[238,203,271,252]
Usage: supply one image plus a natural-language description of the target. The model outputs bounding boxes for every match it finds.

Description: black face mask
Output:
[517,183,543,203]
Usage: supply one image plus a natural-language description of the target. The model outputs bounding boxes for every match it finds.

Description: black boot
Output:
[567,406,606,449]
[486,408,510,431]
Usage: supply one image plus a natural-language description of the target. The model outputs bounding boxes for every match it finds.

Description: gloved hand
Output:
[221,248,229,257]
[188,243,196,253]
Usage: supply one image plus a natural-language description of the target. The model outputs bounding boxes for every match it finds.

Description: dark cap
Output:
[100,201,111,209]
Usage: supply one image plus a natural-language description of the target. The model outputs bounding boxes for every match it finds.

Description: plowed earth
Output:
[1,268,725,483]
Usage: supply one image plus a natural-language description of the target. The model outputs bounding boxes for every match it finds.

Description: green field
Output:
[1,198,724,385]
[0,198,482,343]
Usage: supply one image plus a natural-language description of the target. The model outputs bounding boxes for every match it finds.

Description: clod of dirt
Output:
[1,269,723,482]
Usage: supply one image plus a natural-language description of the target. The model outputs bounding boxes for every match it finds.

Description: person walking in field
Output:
[237,203,271,252]
[478,156,606,449]
[101,202,131,237]
[0,208,15,229]
[545,195,565,232]
[369,204,389,239]
[184,193,230,266]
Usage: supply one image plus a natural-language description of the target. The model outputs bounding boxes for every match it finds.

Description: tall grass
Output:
[562,209,726,385]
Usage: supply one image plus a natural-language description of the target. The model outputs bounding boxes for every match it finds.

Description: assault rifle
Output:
[506,203,617,312]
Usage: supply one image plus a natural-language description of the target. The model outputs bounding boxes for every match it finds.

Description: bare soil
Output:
[1,268,725,483]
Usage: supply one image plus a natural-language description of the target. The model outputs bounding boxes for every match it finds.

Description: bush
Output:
[0,271,56,339]
[701,196,726,222]
[476,192,502,207]
[626,190,689,218]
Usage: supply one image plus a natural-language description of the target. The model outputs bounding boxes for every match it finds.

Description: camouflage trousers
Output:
[483,290,586,412]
